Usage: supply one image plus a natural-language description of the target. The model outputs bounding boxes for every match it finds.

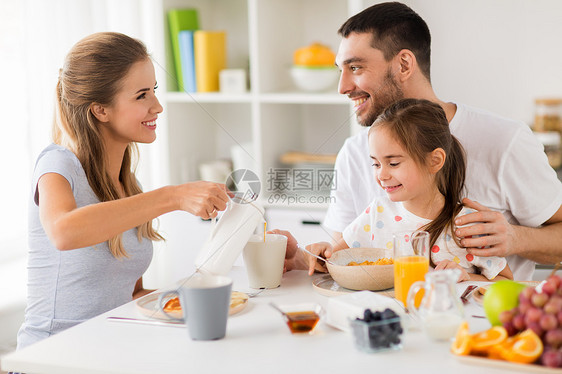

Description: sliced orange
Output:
[502,329,543,364]
[451,321,472,355]
[487,336,515,360]
[471,326,508,353]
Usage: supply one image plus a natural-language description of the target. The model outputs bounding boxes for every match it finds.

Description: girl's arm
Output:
[467,263,513,281]
[488,263,513,281]
[38,173,229,250]
[435,259,514,282]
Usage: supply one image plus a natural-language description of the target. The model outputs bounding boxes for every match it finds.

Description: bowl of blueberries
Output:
[350,308,404,353]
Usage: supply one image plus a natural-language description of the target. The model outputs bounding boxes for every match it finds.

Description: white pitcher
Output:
[407,269,465,341]
[194,201,265,276]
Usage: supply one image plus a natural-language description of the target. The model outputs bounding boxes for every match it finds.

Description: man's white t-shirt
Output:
[324,103,562,280]
[342,197,507,280]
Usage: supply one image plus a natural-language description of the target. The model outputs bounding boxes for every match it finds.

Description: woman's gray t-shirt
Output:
[17,144,153,349]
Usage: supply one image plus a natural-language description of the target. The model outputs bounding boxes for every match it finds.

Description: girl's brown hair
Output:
[53,32,162,258]
[369,98,466,251]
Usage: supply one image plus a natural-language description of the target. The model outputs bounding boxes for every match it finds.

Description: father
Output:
[282,2,562,280]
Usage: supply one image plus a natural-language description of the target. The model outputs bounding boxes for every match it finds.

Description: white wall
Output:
[404,0,562,125]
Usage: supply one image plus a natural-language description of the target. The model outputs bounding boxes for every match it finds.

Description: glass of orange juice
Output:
[393,230,430,309]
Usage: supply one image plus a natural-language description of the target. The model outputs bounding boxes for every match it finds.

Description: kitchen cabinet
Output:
[140,0,370,209]
[265,207,332,245]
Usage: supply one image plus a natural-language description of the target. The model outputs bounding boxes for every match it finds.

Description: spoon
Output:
[297,245,336,266]
[245,289,265,298]
[269,302,288,317]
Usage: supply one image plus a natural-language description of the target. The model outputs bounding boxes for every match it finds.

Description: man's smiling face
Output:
[336,32,404,127]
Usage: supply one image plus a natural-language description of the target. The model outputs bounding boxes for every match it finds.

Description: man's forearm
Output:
[513,222,562,264]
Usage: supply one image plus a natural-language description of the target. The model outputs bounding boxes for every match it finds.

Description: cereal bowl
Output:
[326,248,394,291]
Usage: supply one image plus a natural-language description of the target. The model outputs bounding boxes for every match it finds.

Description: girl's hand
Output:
[305,242,333,276]
[176,181,230,219]
[434,259,470,282]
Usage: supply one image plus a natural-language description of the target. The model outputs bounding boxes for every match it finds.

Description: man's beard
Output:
[358,69,404,127]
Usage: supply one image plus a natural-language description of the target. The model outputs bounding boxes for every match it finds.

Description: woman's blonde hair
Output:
[53,32,163,258]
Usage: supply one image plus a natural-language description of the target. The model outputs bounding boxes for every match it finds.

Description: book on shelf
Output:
[178,30,196,93]
[194,30,226,92]
[167,8,199,91]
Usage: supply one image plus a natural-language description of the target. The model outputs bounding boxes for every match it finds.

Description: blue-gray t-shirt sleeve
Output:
[33,146,78,206]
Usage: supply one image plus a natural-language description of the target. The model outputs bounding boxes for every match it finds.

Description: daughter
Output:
[18,32,230,349]
[280,99,512,282]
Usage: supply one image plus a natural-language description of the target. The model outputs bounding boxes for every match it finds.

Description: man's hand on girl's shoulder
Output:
[455,198,513,258]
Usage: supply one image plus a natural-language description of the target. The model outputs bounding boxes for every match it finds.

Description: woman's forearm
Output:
[44,186,177,250]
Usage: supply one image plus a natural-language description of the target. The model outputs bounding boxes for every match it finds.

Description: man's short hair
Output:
[338,2,432,81]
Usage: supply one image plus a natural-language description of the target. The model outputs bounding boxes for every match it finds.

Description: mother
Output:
[17,32,230,349]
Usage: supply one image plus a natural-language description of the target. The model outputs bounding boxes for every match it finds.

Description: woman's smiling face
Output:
[101,58,163,147]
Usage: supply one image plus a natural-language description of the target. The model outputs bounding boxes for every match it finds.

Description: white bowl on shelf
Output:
[290,66,339,92]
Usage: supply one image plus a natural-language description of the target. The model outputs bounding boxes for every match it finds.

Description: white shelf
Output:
[147,0,365,195]
[259,92,348,104]
[164,91,253,103]
[164,91,349,105]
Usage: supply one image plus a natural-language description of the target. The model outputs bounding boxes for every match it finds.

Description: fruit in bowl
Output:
[294,42,336,66]
[290,67,339,92]
[291,42,339,92]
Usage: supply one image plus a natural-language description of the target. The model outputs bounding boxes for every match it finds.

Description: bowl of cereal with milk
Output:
[326,248,394,291]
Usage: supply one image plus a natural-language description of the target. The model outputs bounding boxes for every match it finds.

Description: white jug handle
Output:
[406,280,426,316]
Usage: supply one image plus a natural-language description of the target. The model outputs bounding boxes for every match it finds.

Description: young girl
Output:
[281,99,512,282]
[17,32,230,349]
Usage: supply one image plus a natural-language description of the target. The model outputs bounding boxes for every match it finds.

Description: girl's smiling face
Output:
[100,58,163,147]
[369,126,436,212]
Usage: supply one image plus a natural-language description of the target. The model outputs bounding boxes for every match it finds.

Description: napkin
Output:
[326,291,408,332]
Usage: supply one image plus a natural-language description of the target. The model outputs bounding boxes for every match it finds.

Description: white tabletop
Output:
[1,268,524,374]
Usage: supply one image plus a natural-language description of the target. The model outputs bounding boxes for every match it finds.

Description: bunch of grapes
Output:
[499,274,562,368]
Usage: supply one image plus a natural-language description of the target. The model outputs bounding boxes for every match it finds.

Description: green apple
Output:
[483,280,527,326]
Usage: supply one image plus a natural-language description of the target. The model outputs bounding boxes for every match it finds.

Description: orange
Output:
[294,43,335,66]
[502,329,543,364]
[487,336,515,360]
[451,321,472,355]
[471,326,508,353]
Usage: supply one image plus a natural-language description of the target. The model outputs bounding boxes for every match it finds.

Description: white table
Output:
[1,268,523,374]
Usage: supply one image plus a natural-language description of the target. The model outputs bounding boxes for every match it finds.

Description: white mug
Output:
[243,234,287,289]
